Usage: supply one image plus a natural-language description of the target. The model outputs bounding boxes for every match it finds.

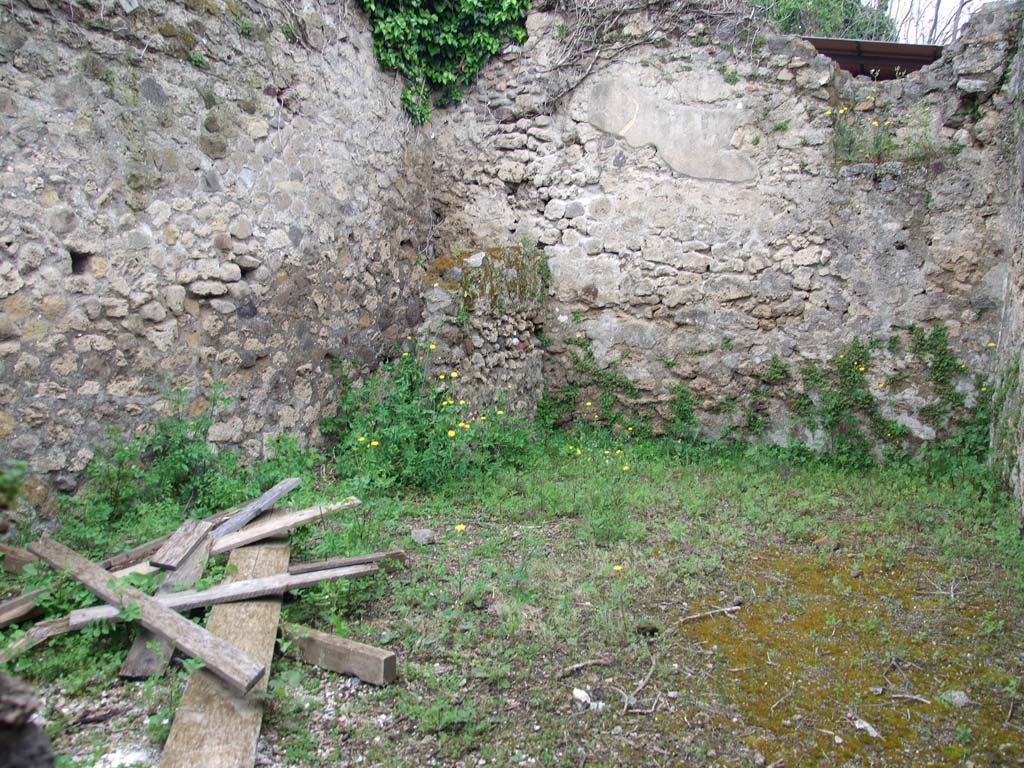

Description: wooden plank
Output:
[288,548,407,575]
[159,542,290,768]
[0,618,71,665]
[210,478,302,538]
[120,539,212,680]
[210,498,360,556]
[281,623,396,686]
[150,520,213,572]
[27,537,265,696]
[0,590,43,630]
[0,558,158,631]
[0,544,38,575]
[70,563,377,628]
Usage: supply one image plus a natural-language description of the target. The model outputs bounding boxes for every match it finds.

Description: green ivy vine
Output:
[358,0,530,123]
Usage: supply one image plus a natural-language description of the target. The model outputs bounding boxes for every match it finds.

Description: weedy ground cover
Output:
[2,348,1023,766]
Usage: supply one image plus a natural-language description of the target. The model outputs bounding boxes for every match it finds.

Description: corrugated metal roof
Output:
[802,37,944,79]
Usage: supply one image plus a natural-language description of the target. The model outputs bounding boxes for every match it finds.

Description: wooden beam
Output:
[150,520,213,572]
[119,539,212,680]
[210,478,302,538]
[0,544,38,575]
[288,548,406,575]
[27,538,265,696]
[281,624,396,686]
[69,563,377,629]
[0,559,159,631]
[159,542,290,768]
[210,498,360,555]
[0,618,71,665]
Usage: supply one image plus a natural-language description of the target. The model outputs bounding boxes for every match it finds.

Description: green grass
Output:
[3,353,1023,765]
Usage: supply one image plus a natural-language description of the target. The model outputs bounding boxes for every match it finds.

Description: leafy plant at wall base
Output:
[357,0,530,123]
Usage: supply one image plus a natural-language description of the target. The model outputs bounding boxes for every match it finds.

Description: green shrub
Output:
[321,345,537,491]
[357,0,530,123]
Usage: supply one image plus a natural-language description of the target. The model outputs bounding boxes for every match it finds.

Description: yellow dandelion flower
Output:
[429,343,437,350]
[604,450,610,456]
[480,415,487,421]
[825,109,833,116]
[496,410,504,415]
[451,372,459,378]
[575,448,582,456]
[454,524,466,532]
[960,362,967,369]
[406,335,412,340]
[615,449,623,455]
[585,401,592,407]
[459,399,466,405]
[402,352,409,357]
[871,120,879,127]
[439,374,446,380]
[447,429,456,437]
[357,436,366,443]
[839,354,845,359]
[622,465,630,472]
[982,386,988,391]
[987,341,996,348]
[627,427,633,432]
[370,440,379,447]
[612,565,623,572]
[858,366,865,372]
[879,383,886,389]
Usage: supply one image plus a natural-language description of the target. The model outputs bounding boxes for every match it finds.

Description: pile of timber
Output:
[0,479,405,768]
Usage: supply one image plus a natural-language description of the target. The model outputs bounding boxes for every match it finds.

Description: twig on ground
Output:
[679,599,743,625]
[770,687,794,712]
[1007,700,1017,725]
[627,692,662,715]
[558,658,613,679]
[891,693,931,704]
[632,654,657,699]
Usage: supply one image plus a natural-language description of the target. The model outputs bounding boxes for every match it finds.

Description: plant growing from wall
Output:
[357,0,530,123]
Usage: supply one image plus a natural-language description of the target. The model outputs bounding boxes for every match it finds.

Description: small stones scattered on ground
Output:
[942,689,973,708]
[410,528,436,545]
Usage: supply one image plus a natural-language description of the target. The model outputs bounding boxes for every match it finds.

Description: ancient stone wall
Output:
[994,5,1024,507]
[424,3,1020,446]
[0,0,431,498]
[3,0,1023,507]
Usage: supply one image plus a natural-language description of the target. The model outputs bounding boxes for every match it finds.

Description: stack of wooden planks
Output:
[0,478,405,767]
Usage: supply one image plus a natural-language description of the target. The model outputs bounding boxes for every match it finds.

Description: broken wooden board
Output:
[150,520,213,572]
[119,539,212,680]
[288,548,407,575]
[0,558,159,631]
[0,618,71,665]
[69,563,377,629]
[209,498,360,556]
[27,538,265,696]
[0,544,38,575]
[210,478,302,538]
[159,542,290,768]
[281,623,396,686]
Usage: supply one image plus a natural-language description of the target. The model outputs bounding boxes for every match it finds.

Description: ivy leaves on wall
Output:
[358,0,530,123]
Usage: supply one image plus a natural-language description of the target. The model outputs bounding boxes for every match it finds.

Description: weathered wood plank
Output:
[27,538,265,696]
[150,520,213,572]
[281,623,396,686]
[119,539,212,680]
[0,558,159,631]
[288,548,407,575]
[159,542,290,768]
[0,544,38,575]
[0,618,71,665]
[210,498,360,556]
[210,478,302,538]
[0,590,43,630]
[69,563,377,628]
